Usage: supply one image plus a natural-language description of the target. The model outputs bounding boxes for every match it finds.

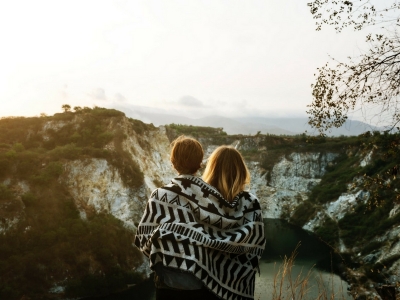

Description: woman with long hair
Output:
[202,145,251,202]
[135,141,265,300]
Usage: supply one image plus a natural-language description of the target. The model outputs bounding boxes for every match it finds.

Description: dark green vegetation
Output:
[0,196,143,299]
[166,123,227,139]
[166,124,352,170]
[290,131,400,251]
[0,106,147,188]
[0,107,153,299]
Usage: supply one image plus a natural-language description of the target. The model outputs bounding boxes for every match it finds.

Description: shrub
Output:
[31,161,64,185]
[129,118,155,134]
[48,144,81,160]
[0,184,14,201]
[15,151,41,178]
[91,107,125,118]
[21,192,37,208]
[0,158,11,178]
[13,143,25,152]
[290,201,317,227]
[308,154,361,204]
[166,124,227,141]
[314,218,339,247]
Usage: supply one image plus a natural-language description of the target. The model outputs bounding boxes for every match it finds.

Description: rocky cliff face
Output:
[62,121,176,230]
[250,152,338,219]
[1,113,399,299]
[45,121,341,243]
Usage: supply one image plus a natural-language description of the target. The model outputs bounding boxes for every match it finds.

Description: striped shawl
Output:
[134,175,265,300]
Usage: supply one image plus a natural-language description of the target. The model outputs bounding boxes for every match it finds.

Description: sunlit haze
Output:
[0,0,367,120]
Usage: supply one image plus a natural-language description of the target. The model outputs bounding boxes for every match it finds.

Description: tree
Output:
[307,0,400,134]
[307,1,400,210]
[61,104,71,113]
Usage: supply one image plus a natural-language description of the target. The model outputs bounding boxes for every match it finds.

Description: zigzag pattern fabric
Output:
[134,175,265,300]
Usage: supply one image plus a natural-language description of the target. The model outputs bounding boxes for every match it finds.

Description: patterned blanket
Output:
[134,175,265,300]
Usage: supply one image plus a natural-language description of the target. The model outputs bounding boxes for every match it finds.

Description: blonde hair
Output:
[202,146,250,202]
[170,135,204,175]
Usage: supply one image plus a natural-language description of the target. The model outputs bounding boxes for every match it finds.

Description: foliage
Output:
[31,161,63,185]
[305,33,400,296]
[308,0,400,33]
[61,104,71,113]
[300,132,400,252]
[0,105,148,299]
[360,132,400,206]
[0,184,15,201]
[0,116,44,148]
[272,244,348,300]
[290,201,317,227]
[90,106,125,118]
[308,153,362,204]
[314,217,339,247]
[65,267,143,298]
[0,106,144,189]
[339,202,400,248]
[129,118,156,134]
[112,129,144,188]
[166,124,227,141]
[307,0,400,133]
[0,186,144,299]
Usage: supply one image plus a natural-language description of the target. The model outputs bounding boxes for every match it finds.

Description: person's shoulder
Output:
[240,191,261,206]
[151,176,194,197]
[240,190,258,200]
[149,182,175,198]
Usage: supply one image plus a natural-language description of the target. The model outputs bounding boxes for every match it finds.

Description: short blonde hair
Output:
[170,135,204,175]
[202,146,250,202]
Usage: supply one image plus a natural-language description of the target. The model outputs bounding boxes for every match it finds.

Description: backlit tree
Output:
[307,0,400,134]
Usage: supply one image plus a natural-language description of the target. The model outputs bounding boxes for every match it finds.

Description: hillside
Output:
[0,107,399,299]
[110,103,379,136]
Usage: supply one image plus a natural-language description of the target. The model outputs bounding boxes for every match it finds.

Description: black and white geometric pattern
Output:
[135,175,265,300]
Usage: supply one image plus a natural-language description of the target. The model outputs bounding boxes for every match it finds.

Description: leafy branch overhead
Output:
[307,0,400,133]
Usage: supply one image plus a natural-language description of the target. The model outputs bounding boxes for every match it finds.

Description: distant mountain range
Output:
[110,103,380,136]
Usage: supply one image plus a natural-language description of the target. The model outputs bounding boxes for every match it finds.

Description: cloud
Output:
[178,95,203,107]
[114,93,126,102]
[89,88,106,101]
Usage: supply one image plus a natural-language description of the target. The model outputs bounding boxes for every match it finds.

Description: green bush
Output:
[166,124,227,141]
[290,201,317,227]
[13,143,25,152]
[14,151,41,178]
[0,184,14,201]
[0,158,11,178]
[314,218,339,246]
[129,118,155,134]
[91,106,125,118]
[21,192,37,208]
[0,193,141,299]
[31,161,64,186]
[48,143,81,160]
[308,154,361,204]
[338,201,395,247]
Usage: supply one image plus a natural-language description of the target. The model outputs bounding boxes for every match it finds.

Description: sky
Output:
[0,0,368,119]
